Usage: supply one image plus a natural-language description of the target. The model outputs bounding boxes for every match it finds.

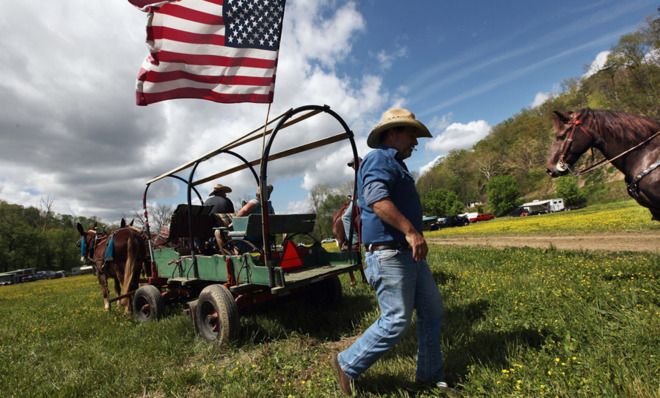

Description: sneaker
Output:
[330,354,354,396]
[435,381,461,397]
[417,380,460,397]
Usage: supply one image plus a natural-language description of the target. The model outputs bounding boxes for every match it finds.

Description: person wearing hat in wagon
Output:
[331,108,451,395]
[204,183,235,250]
[235,184,275,217]
[204,183,235,214]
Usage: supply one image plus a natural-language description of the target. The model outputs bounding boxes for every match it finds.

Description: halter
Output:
[81,230,101,263]
[556,113,660,177]
[556,113,589,172]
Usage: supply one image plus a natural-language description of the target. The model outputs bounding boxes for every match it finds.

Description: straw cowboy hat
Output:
[210,183,232,195]
[367,107,432,148]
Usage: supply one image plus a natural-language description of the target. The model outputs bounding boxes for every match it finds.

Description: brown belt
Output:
[366,241,411,252]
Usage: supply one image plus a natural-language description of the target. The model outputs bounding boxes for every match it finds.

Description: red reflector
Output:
[279,240,307,270]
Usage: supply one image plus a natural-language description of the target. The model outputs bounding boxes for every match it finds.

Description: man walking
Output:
[331,108,449,395]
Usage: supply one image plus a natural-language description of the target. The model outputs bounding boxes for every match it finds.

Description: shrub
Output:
[486,175,520,216]
[555,176,586,207]
[421,189,464,216]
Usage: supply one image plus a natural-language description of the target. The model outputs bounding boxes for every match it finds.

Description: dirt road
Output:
[428,232,660,252]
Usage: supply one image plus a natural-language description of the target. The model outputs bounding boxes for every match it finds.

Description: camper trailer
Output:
[521,198,565,215]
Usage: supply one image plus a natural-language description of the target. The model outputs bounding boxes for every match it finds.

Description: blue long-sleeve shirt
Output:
[358,147,423,244]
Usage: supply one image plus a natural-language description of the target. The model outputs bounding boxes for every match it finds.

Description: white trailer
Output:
[521,198,565,214]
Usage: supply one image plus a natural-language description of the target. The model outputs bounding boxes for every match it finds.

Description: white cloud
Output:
[285,1,365,69]
[418,154,444,176]
[583,50,610,78]
[531,92,551,108]
[286,199,313,214]
[374,45,408,71]
[427,113,453,132]
[0,0,390,221]
[425,120,491,154]
[643,47,660,65]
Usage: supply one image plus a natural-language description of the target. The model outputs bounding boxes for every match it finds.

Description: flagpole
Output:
[259,102,273,270]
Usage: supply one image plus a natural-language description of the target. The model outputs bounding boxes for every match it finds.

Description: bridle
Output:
[81,230,102,263]
[555,113,660,176]
[555,112,590,173]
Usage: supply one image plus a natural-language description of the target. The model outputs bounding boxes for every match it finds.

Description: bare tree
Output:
[310,184,331,214]
[39,195,54,232]
[134,204,174,234]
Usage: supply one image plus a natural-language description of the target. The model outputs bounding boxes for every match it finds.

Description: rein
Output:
[576,129,660,175]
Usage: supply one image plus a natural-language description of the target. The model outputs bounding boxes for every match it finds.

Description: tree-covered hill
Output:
[417,13,660,215]
[0,200,107,272]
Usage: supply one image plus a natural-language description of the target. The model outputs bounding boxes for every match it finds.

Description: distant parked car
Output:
[508,206,529,217]
[435,215,469,228]
[470,213,495,222]
[423,216,439,231]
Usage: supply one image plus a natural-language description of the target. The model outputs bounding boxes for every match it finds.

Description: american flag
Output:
[131,0,286,105]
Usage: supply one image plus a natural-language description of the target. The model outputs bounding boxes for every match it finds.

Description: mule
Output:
[546,109,660,220]
[77,221,147,312]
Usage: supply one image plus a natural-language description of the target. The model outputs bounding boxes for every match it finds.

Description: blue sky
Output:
[0,0,657,221]
[346,0,657,172]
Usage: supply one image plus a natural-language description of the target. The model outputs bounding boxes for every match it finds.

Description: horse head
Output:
[120,218,135,228]
[546,110,597,177]
[76,222,100,264]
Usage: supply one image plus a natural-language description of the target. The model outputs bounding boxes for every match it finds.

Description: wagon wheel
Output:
[195,284,239,345]
[132,284,164,321]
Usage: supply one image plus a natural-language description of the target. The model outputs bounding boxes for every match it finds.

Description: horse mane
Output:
[579,108,660,143]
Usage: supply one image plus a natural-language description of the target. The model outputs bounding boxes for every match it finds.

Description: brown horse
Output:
[332,199,360,251]
[546,109,660,220]
[76,221,147,312]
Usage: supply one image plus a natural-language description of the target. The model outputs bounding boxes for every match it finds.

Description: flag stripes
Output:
[133,0,285,105]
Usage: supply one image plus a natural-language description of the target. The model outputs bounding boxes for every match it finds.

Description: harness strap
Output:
[627,160,660,200]
[105,234,115,262]
[577,129,660,175]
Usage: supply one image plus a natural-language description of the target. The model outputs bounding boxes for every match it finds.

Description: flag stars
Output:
[223,0,284,50]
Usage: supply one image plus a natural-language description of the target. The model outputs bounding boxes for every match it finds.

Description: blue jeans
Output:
[338,249,444,382]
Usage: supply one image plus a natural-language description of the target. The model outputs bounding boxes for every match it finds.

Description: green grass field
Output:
[1,245,658,397]
[428,200,660,237]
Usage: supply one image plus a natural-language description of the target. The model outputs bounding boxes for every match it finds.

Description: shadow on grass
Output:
[444,300,550,384]
[432,269,459,285]
[356,299,550,395]
[236,287,375,344]
[444,327,549,384]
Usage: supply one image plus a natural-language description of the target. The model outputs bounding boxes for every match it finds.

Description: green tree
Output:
[486,175,520,216]
[421,189,464,216]
[555,176,586,207]
[308,185,347,240]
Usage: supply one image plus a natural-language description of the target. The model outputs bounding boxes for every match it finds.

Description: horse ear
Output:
[129,218,135,227]
[120,218,126,228]
[552,111,571,131]
[76,223,85,236]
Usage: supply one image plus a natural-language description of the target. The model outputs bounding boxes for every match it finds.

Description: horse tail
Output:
[121,232,137,309]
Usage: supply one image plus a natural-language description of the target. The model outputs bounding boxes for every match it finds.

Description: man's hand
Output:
[371,198,428,261]
[405,231,428,262]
